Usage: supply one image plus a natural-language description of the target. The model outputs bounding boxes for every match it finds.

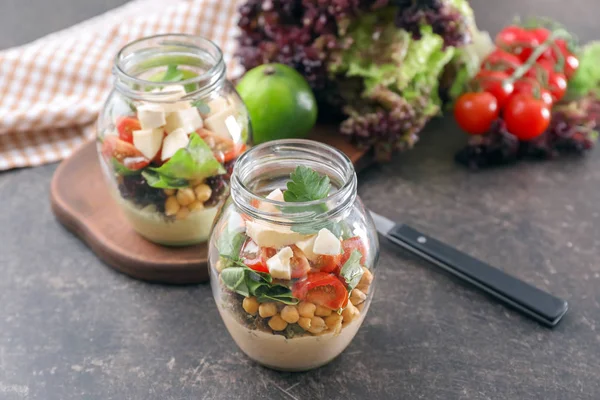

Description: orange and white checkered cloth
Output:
[0,0,241,170]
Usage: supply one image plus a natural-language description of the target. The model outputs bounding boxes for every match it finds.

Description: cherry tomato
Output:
[289,246,311,278]
[530,27,551,43]
[496,26,540,62]
[512,79,553,107]
[292,272,349,309]
[547,72,567,101]
[481,49,522,74]
[241,239,274,274]
[340,236,368,265]
[475,70,514,108]
[116,117,141,144]
[563,54,580,79]
[549,39,579,79]
[504,94,551,141]
[101,136,150,170]
[453,92,499,135]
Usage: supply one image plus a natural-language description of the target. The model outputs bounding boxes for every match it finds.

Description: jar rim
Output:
[231,139,357,224]
[113,34,225,98]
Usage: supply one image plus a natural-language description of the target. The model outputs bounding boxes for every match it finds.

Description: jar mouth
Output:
[231,139,357,224]
[113,34,225,100]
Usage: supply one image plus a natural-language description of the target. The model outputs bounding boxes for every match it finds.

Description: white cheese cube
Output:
[204,97,230,117]
[161,128,189,161]
[259,189,285,213]
[266,246,293,280]
[313,228,342,255]
[245,220,308,248]
[162,101,193,113]
[132,128,163,160]
[164,108,203,134]
[137,104,166,130]
[295,235,318,262]
[203,105,238,140]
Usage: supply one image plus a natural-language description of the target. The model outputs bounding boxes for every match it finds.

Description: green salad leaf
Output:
[220,264,298,305]
[217,225,246,268]
[144,133,225,189]
[339,250,364,291]
[141,171,189,189]
[111,158,140,176]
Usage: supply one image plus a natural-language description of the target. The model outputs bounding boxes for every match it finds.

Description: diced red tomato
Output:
[241,239,275,274]
[116,117,141,144]
[341,236,367,265]
[290,246,311,278]
[292,272,349,309]
[101,135,150,170]
[313,254,342,274]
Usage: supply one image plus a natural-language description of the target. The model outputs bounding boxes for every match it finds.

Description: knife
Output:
[369,211,568,327]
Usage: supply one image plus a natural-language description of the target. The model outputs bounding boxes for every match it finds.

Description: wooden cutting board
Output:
[50,129,371,284]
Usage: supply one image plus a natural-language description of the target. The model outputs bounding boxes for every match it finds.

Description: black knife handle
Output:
[388,224,568,327]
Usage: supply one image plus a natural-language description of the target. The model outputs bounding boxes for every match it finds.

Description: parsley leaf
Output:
[284,166,331,202]
[339,250,364,291]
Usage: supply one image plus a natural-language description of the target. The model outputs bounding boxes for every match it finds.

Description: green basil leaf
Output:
[191,100,211,115]
[111,158,140,176]
[220,267,250,297]
[217,227,246,266]
[340,250,364,291]
[149,133,225,181]
[162,65,185,82]
[141,170,189,189]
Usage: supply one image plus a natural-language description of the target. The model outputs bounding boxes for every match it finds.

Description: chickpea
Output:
[175,206,190,220]
[324,314,342,330]
[188,200,204,212]
[215,259,226,273]
[165,196,180,216]
[164,189,175,196]
[350,289,367,306]
[315,305,332,317]
[359,267,373,287]
[308,316,326,334]
[268,315,288,331]
[194,183,213,203]
[356,303,365,312]
[342,302,359,324]
[297,317,312,331]
[258,302,277,318]
[190,179,204,187]
[176,187,196,206]
[298,301,316,318]
[280,306,300,324]
[242,297,259,315]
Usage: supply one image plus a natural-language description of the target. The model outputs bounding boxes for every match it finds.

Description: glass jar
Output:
[96,34,250,246]
[208,139,379,371]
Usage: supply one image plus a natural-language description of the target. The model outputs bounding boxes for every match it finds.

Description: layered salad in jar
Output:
[98,65,248,246]
[212,166,375,371]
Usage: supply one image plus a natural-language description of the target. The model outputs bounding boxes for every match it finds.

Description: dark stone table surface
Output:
[1,1,599,399]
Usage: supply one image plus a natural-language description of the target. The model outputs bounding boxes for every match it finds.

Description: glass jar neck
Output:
[231,140,357,225]
[113,34,226,101]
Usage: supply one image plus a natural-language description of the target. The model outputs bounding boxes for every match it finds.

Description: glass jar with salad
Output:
[97,34,250,246]
[208,139,379,371]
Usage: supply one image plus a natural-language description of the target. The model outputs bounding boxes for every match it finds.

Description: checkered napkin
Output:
[0,0,240,170]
